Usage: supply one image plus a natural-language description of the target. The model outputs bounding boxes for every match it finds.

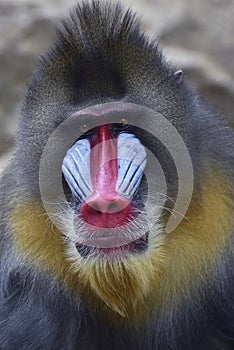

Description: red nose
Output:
[80,193,131,228]
[80,124,132,228]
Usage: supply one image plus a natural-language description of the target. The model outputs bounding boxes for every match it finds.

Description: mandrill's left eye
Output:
[119,117,129,126]
[79,123,90,133]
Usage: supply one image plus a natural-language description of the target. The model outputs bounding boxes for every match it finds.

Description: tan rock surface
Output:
[0,0,234,170]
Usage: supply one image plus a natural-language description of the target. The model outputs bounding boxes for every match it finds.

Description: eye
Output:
[119,118,129,127]
[79,123,90,134]
[78,124,96,141]
[111,118,131,135]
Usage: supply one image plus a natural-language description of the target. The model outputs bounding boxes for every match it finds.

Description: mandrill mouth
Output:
[71,190,149,259]
[75,231,149,258]
[69,198,150,259]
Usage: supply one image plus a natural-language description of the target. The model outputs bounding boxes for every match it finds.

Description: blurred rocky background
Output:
[0,0,234,169]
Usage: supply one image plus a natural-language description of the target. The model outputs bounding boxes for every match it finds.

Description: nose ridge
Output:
[80,192,131,228]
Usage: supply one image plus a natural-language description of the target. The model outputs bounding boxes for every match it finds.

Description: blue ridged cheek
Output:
[62,133,147,202]
[62,139,92,201]
[116,133,147,199]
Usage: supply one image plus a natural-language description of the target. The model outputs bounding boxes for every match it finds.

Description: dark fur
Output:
[0,1,234,349]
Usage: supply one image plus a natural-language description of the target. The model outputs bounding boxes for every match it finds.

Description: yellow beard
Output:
[9,170,234,323]
[71,243,165,319]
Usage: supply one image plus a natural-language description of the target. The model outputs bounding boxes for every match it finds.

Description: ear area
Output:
[174,69,183,82]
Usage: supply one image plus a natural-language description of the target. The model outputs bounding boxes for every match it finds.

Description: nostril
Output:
[80,194,131,228]
[87,197,127,214]
[91,203,101,212]
[108,202,118,213]
[88,201,118,213]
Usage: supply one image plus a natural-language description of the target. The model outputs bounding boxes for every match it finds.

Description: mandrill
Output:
[0,1,234,350]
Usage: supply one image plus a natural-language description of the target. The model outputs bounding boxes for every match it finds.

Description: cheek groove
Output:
[62,139,92,201]
[117,133,147,199]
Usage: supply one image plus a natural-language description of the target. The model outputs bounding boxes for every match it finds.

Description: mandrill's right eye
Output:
[79,123,90,133]
[119,117,130,127]
[78,124,96,140]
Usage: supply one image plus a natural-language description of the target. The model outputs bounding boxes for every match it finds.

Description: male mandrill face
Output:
[62,115,150,259]
[48,103,164,262]
[38,102,194,318]
[38,103,162,316]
